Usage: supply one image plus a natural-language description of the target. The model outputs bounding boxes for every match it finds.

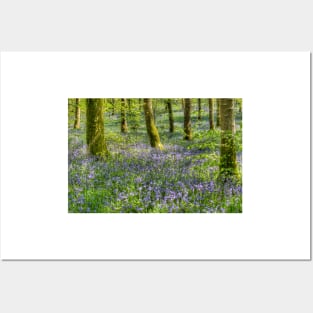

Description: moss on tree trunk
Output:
[183,98,192,140]
[167,99,174,133]
[86,98,109,158]
[143,98,164,150]
[208,98,215,130]
[121,98,128,133]
[73,98,80,129]
[219,98,238,177]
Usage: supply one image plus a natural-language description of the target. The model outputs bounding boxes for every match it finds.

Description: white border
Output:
[0,52,310,259]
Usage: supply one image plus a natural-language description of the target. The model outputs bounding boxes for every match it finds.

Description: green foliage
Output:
[187,129,220,151]
[127,99,142,131]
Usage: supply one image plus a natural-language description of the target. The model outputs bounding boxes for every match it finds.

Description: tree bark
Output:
[73,98,80,129]
[121,98,128,133]
[197,98,201,120]
[143,98,164,150]
[208,98,215,130]
[86,98,109,158]
[181,98,185,111]
[111,98,115,116]
[219,98,238,177]
[216,99,220,127]
[167,99,174,133]
[183,98,192,140]
[153,99,157,123]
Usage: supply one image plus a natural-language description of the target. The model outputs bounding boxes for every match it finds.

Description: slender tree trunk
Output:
[208,98,215,130]
[167,99,174,133]
[197,98,202,120]
[86,98,109,158]
[121,98,128,133]
[219,98,238,177]
[143,98,164,150]
[153,99,157,123]
[111,98,115,116]
[216,99,220,127]
[73,98,80,129]
[181,98,185,111]
[183,98,192,140]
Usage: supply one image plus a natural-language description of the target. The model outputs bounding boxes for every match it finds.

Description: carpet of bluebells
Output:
[68,125,242,213]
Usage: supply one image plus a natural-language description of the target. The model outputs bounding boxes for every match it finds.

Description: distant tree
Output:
[111,98,115,116]
[181,98,185,111]
[143,98,164,150]
[73,98,80,129]
[121,98,128,133]
[183,98,192,140]
[219,98,238,177]
[197,98,202,120]
[216,99,220,127]
[86,98,109,158]
[167,98,174,133]
[208,98,215,130]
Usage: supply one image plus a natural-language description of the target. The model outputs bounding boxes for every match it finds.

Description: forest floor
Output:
[68,108,242,213]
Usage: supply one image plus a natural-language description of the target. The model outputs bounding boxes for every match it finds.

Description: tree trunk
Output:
[111,98,115,116]
[181,98,185,111]
[153,99,157,123]
[167,99,174,133]
[208,98,215,130]
[143,98,164,150]
[73,98,80,129]
[216,99,220,127]
[197,98,202,120]
[86,98,109,158]
[121,98,128,133]
[183,98,192,140]
[219,98,238,177]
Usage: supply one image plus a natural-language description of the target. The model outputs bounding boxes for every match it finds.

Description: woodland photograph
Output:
[68,98,242,213]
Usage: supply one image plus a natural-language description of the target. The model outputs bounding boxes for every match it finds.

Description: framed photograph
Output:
[0,52,310,260]
[68,97,242,214]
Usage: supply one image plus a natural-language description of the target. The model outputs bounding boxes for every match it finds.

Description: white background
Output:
[0,1,312,312]
[1,52,310,260]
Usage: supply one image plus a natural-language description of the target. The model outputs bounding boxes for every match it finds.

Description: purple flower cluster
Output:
[68,136,242,213]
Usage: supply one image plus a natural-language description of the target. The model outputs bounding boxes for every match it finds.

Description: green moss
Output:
[73,99,81,129]
[219,131,239,177]
[219,99,238,178]
[143,99,164,150]
[86,99,109,158]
